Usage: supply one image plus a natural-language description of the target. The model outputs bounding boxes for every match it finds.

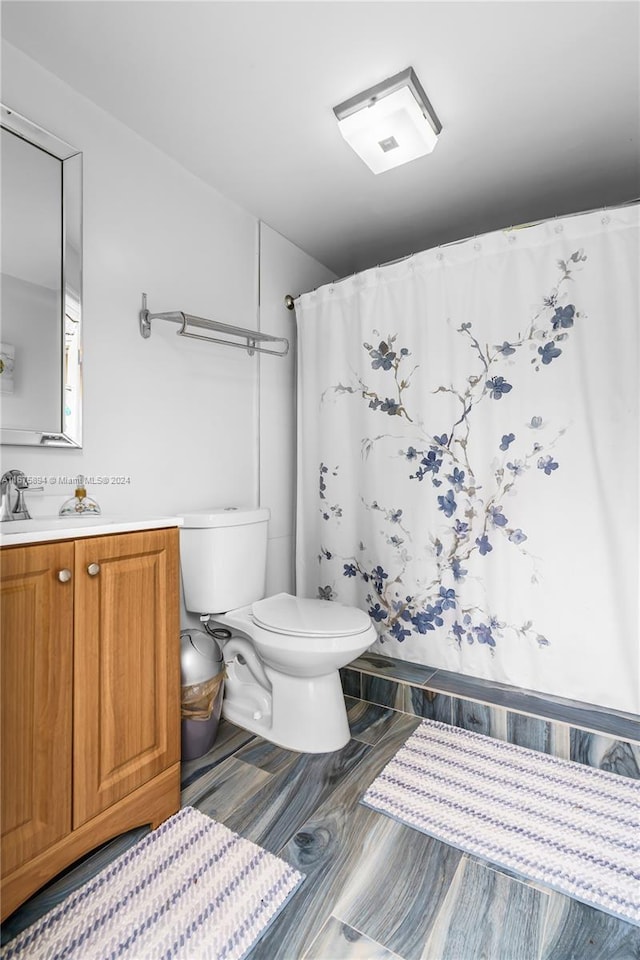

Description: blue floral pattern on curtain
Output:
[296,205,639,713]
[318,252,586,652]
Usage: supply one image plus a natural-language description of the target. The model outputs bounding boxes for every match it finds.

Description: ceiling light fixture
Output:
[333,67,442,175]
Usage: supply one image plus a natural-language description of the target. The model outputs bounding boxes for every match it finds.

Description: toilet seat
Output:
[252,593,371,638]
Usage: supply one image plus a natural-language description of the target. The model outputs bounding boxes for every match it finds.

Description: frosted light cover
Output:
[337,85,439,174]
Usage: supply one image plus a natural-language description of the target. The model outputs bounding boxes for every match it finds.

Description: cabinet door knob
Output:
[58,568,72,583]
[87,563,101,576]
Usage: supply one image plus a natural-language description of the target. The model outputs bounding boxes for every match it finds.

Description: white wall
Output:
[1,41,260,518]
[1,44,334,618]
[258,223,334,596]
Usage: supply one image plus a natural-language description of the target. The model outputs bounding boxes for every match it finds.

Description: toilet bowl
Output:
[179,509,376,753]
[214,593,375,752]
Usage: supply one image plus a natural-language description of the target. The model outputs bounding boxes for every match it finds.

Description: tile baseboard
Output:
[342,653,640,780]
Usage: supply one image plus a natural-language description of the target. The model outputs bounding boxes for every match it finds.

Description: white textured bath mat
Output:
[361,719,640,926]
[1,807,304,960]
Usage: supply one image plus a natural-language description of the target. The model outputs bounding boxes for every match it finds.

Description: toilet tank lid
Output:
[252,593,372,637]
[180,507,270,528]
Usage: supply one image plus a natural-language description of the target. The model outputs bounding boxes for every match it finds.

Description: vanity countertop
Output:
[0,516,183,547]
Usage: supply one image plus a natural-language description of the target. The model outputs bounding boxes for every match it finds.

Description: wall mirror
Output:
[1,103,82,447]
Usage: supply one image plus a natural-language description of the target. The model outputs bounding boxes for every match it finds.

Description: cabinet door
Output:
[73,528,180,827]
[1,542,74,876]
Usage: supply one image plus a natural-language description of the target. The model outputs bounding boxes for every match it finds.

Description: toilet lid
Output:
[252,594,371,637]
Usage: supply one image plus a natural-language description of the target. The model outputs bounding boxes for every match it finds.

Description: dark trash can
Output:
[180,629,225,761]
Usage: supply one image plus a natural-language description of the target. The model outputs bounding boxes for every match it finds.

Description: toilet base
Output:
[222,666,351,753]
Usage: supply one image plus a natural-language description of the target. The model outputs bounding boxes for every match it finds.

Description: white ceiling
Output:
[2,1,639,276]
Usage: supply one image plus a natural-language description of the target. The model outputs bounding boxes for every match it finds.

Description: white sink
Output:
[2,516,108,533]
[0,515,182,545]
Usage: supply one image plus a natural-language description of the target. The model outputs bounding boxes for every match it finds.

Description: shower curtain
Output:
[296,203,639,715]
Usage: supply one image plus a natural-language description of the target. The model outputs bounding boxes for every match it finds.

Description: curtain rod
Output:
[284,197,639,309]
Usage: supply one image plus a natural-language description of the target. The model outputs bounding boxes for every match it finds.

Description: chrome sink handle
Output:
[0,471,19,521]
[0,470,43,521]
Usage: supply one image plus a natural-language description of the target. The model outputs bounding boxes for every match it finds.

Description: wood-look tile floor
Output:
[3,698,640,959]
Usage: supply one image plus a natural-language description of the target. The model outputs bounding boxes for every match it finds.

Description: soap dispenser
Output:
[59,476,101,516]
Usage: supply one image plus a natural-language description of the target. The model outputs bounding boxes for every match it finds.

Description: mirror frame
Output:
[1,103,83,448]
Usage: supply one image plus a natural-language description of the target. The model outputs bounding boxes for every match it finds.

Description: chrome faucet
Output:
[0,470,40,521]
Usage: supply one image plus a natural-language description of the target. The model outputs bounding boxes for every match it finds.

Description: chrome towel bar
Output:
[139,294,289,357]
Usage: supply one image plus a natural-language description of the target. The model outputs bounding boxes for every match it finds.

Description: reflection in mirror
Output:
[0,104,82,447]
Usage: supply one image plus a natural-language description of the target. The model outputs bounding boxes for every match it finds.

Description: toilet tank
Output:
[180,507,270,614]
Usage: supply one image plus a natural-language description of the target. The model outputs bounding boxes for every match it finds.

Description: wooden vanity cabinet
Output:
[1,540,74,879]
[0,527,181,920]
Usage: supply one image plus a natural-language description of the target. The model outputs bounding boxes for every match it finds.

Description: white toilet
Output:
[179,508,376,753]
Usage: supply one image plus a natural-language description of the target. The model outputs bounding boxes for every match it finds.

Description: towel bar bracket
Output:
[138,293,289,357]
[139,293,152,339]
